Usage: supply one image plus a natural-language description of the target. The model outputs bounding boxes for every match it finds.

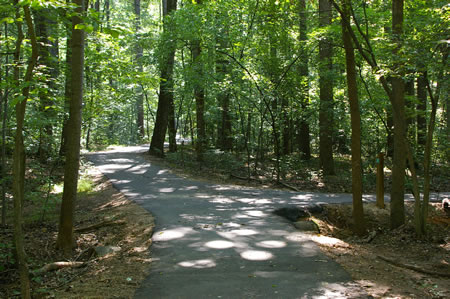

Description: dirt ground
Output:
[312,202,450,299]
[0,167,155,298]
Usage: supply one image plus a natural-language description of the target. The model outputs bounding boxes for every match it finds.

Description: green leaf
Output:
[1,17,14,24]
[74,23,94,33]
[104,28,121,39]
[18,0,31,6]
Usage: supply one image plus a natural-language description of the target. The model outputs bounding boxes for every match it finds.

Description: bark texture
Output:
[389,0,406,229]
[149,0,177,157]
[57,0,85,254]
[297,0,311,160]
[318,0,335,175]
[341,0,365,236]
[12,4,38,297]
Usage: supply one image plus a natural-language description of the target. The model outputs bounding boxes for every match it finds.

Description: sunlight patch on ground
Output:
[205,240,235,249]
[245,210,267,217]
[237,198,255,203]
[290,194,318,202]
[253,199,272,205]
[255,240,287,249]
[158,187,175,193]
[230,229,258,236]
[101,164,133,172]
[284,232,309,242]
[180,186,199,191]
[178,259,216,269]
[210,197,234,204]
[240,250,274,261]
[309,282,351,298]
[129,168,147,174]
[310,235,350,248]
[153,227,195,242]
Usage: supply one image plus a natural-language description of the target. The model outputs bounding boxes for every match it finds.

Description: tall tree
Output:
[216,36,232,151]
[341,0,365,236]
[149,0,177,157]
[56,0,85,254]
[389,0,406,229]
[318,0,335,175]
[59,2,73,156]
[1,22,10,227]
[35,8,58,161]
[12,3,38,297]
[192,0,206,162]
[297,0,310,160]
[134,0,145,140]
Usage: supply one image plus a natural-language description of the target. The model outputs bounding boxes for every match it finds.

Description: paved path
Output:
[87,145,445,298]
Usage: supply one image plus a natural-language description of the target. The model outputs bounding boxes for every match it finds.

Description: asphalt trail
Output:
[88,145,401,298]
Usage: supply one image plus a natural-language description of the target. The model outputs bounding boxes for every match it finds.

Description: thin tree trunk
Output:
[134,0,145,140]
[416,72,427,150]
[297,0,310,160]
[35,8,57,161]
[193,42,206,162]
[341,0,365,236]
[168,94,177,152]
[56,0,85,255]
[12,4,38,297]
[192,1,206,162]
[421,49,447,234]
[1,22,9,227]
[319,0,335,175]
[390,0,406,229]
[60,15,72,157]
[216,39,232,151]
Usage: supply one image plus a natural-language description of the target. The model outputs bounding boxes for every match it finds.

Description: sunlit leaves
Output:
[74,23,94,33]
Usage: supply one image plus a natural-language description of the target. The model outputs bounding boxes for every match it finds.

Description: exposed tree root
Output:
[74,219,126,233]
[377,255,450,278]
[35,261,85,273]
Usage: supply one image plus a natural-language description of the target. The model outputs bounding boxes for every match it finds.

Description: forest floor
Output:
[0,165,155,298]
[1,148,449,298]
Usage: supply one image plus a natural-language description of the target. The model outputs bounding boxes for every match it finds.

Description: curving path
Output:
[87,145,419,298]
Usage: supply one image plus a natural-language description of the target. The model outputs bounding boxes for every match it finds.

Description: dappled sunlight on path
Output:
[88,145,369,298]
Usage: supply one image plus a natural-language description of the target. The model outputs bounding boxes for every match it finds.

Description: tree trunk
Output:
[386,105,394,157]
[281,97,290,156]
[216,40,232,151]
[193,41,206,162]
[35,8,58,161]
[341,0,365,236]
[60,19,73,157]
[12,4,38,297]
[390,0,406,229]
[149,0,177,157]
[56,0,85,255]
[1,22,9,227]
[168,94,177,152]
[297,0,311,160]
[416,72,427,150]
[134,0,145,140]
[319,0,335,175]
